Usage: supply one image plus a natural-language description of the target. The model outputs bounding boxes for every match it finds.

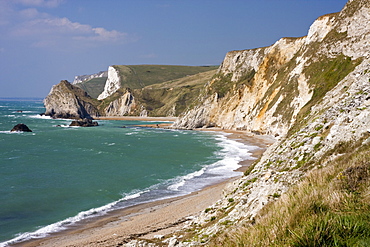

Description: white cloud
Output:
[1,0,131,51]
[11,16,129,48]
[19,8,48,19]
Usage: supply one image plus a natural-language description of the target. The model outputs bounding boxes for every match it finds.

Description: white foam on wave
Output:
[167,168,206,191]
[0,130,32,135]
[167,133,258,192]
[0,189,151,247]
[28,114,52,119]
[0,131,259,247]
[121,189,150,200]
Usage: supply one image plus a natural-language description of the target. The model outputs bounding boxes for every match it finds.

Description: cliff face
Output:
[72,71,108,85]
[97,66,121,100]
[162,0,370,245]
[44,80,100,119]
[173,0,369,139]
[44,66,217,119]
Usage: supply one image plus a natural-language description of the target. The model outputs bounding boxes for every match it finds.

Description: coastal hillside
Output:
[97,65,217,100]
[41,0,370,245]
[173,1,368,137]
[44,65,217,118]
[124,0,370,245]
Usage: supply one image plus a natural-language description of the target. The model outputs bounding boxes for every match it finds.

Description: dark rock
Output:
[11,123,32,132]
[69,118,99,127]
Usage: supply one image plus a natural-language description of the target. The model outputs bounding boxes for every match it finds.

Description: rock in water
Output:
[11,123,32,132]
[69,118,99,127]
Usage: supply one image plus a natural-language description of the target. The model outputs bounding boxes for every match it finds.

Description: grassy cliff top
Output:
[75,65,218,99]
[114,64,218,89]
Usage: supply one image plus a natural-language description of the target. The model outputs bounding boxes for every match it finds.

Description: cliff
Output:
[173,0,368,138]
[97,66,121,100]
[44,66,217,119]
[44,80,100,119]
[125,0,370,245]
[72,71,108,85]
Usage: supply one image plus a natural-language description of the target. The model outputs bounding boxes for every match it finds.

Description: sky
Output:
[0,0,348,98]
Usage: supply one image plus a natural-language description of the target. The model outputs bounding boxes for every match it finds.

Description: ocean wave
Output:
[0,130,33,135]
[0,131,258,247]
[167,168,206,191]
[28,114,52,119]
[0,189,152,247]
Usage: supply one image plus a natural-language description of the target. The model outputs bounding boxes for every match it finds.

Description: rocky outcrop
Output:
[69,118,99,127]
[72,71,108,85]
[97,66,121,100]
[11,123,32,132]
[44,80,100,119]
[173,0,369,139]
[104,89,136,116]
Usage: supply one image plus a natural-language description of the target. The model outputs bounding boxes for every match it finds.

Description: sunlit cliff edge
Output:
[127,0,370,245]
[43,0,370,245]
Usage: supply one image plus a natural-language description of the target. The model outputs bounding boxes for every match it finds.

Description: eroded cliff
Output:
[44,80,100,119]
[126,0,370,245]
[173,0,368,139]
[44,67,217,119]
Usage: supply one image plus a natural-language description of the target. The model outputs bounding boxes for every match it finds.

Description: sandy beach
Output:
[14,118,274,247]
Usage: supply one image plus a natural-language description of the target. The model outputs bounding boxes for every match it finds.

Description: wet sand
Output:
[14,121,274,247]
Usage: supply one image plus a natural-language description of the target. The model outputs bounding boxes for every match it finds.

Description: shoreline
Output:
[11,124,274,247]
[94,116,177,122]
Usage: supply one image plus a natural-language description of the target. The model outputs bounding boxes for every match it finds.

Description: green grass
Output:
[115,65,218,89]
[75,77,107,99]
[73,66,217,117]
[288,54,362,136]
[133,69,217,116]
[210,136,370,246]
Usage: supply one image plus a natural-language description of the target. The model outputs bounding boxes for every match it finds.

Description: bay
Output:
[0,100,255,246]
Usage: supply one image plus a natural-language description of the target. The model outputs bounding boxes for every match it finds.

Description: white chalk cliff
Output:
[72,71,108,85]
[97,66,121,100]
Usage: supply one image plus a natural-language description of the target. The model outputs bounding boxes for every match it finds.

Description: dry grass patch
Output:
[210,138,370,246]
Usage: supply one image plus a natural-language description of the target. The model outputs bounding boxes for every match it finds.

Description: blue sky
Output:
[0,0,348,98]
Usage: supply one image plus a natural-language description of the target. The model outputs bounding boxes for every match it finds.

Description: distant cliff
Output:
[44,66,217,119]
[72,71,108,85]
[44,80,100,119]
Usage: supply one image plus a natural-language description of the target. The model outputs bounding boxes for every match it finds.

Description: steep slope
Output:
[44,80,100,119]
[74,77,107,99]
[44,68,217,118]
[173,0,368,138]
[98,69,217,117]
[97,65,217,100]
[130,0,369,245]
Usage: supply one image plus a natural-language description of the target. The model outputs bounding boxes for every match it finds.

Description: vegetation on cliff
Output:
[48,65,217,118]
[212,135,370,246]
[43,0,370,245]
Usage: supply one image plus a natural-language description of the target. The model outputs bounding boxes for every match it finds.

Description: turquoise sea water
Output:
[0,99,257,246]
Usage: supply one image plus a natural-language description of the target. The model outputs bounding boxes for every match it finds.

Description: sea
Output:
[0,99,258,246]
